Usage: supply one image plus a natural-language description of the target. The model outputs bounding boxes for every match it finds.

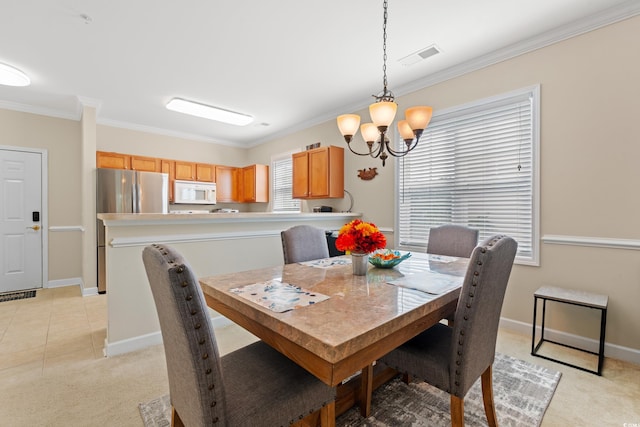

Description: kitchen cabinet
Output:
[130,155,161,172]
[174,161,215,182]
[215,166,238,202]
[196,163,215,182]
[96,150,267,204]
[240,164,269,202]
[96,151,130,170]
[174,161,196,180]
[292,146,344,199]
[161,159,175,202]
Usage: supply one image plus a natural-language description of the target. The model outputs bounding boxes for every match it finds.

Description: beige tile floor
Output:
[0,286,639,426]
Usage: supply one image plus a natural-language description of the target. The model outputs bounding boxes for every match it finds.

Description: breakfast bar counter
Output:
[97,211,361,356]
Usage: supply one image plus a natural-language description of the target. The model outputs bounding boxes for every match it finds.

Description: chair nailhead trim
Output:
[452,236,507,393]
[150,244,228,424]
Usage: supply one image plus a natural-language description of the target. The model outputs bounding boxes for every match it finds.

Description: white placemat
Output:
[299,257,351,269]
[387,270,463,295]
[230,279,329,312]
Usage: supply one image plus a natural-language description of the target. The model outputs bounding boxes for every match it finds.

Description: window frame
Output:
[394,85,540,266]
[270,150,301,213]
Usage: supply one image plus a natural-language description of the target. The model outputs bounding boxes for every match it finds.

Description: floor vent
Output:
[0,290,36,303]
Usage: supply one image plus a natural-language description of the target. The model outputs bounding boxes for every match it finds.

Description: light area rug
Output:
[139,353,561,427]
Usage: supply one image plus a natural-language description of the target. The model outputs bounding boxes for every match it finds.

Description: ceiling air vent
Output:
[399,45,441,67]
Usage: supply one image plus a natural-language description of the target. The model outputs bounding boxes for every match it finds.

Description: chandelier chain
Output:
[382,0,388,96]
[336,0,432,167]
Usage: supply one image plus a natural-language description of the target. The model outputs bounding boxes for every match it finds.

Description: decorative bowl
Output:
[368,249,412,269]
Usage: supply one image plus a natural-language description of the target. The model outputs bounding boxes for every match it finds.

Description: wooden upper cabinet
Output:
[130,155,161,172]
[161,159,175,202]
[292,151,310,198]
[96,151,130,170]
[196,163,215,182]
[174,161,196,180]
[215,166,237,203]
[174,162,214,181]
[240,164,269,203]
[292,146,344,199]
[96,150,267,204]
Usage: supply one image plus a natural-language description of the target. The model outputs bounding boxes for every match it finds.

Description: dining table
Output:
[199,251,469,418]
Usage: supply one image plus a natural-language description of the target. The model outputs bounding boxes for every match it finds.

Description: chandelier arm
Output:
[345,141,382,158]
[385,138,419,157]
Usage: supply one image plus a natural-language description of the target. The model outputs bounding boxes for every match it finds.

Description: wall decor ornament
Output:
[357,167,378,181]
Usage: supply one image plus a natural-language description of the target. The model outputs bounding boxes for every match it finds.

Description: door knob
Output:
[27,225,41,231]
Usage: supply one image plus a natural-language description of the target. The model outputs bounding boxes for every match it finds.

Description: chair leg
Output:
[171,406,185,427]
[481,364,498,427]
[450,395,464,427]
[402,372,411,384]
[358,363,374,417]
[319,401,336,427]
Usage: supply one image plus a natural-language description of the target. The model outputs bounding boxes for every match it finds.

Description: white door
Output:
[0,149,43,293]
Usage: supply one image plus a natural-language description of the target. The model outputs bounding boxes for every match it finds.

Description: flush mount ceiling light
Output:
[0,62,31,87]
[166,98,253,126]
[336,0,433,167]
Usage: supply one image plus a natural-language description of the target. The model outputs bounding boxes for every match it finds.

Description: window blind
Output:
[397,87,538,264]
[272,154,300,212]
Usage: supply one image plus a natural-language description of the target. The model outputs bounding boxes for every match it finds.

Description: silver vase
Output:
[351,252,369,276]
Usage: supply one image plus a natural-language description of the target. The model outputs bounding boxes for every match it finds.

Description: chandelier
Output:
[336,0,432,167]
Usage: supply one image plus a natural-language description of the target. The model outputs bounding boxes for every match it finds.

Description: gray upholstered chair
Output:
[142,244,336,427]
[281,225,330,264]
[379,235,517,427]
[427,224,479,258]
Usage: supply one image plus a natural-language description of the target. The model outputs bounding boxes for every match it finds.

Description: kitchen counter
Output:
[98,211,360,226]
[99,211,362,356]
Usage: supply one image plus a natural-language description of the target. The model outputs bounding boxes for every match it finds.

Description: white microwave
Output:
[174,180,217,204]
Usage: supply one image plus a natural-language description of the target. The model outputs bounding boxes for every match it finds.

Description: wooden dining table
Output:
[199,252,469,418]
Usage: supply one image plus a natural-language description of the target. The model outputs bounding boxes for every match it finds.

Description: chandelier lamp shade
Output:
[336,0,432,166]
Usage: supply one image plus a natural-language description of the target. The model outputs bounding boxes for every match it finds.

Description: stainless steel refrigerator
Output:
[96,168,168,293]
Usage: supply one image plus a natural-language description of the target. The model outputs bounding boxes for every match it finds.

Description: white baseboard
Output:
[104,331,164,357]
[499,317,640,366]
[45,278,100,296]
[103,314,640,366]
[104,315,233,357]
[46,277,82,289]
[82,287,99,297]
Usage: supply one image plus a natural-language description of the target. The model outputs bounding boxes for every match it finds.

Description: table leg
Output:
[358,363,374,417]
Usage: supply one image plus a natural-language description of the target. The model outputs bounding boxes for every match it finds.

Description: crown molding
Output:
[394,0,640,97]
[0,99,79,121]
[96,117,241,148]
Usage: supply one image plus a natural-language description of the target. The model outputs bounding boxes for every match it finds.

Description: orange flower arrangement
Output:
[335,219,386,254]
